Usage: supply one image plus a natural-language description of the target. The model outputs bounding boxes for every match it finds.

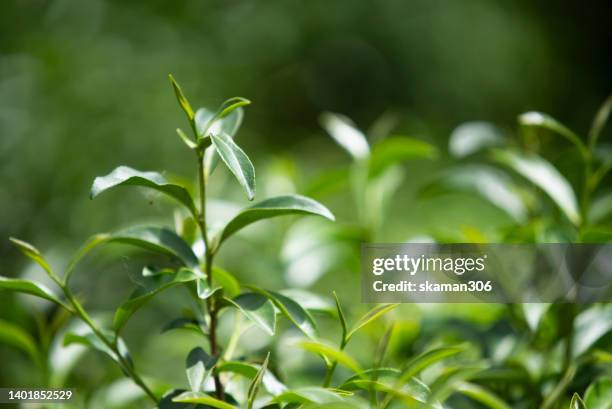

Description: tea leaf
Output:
[210,132,256,200]
[0,276,70,309]
[492,150,580,225]
[588,93,612,148]
[90,166,198,218]
[114,268,202,333]
[0,320,43,368]
[333,292,347,344]
[227,293,276,336]
[570,393,587,409]
[423,165,527,223]
[9,237,56,279]
[572,305,612,357]
[588,192,612,224]
[271,387,345,405]
[64,329,132,370]
[427,366,484,404]
[168,74,195,121]
[346,304,398,342]
[584,377,612,409]
[216,361,287,395]
[456,382,511,409]
[320,112,370,160]
[344,378,442,408]
[106,226,199,267]
[161,318,205,336]
[212,267,240,298]
[399,345,466,383]
[297,340,361,373]
[449,121,505,158]
[176,128,197,149]
[218,195,335,245]
[172,391,237,409]
[369,137,437,177]
[519,112,588,158]
[186,347,218,392]
[340,368,400,388]
[248,286,318,338]
[247,352,269,409]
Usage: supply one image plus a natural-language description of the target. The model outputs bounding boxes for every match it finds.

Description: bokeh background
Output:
[1,0,611,406]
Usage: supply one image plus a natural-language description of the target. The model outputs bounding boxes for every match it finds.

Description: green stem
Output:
[61,286,157,403]
[323,338,347,387]
[196,150,225,400]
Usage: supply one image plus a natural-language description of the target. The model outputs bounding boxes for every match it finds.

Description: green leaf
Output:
[271,387,345,405]
[589,93,612,148]
[226,293,276,336]
[176,128,197,149]
[90,166,197,218]
[217,97,251,120]
[212,266,240,298]
[195,106,244,139]
[585,377,612,409]
[248,286,318,338]
[345,378,442,409]
[519,112,588,158]
[168,74,195,121]
[427,366,484,404]
[456,382,511,409]
[423,165,528,223]
[113,268,201,333]
[0,320,43,368]
[297,340,362,373]
[589,192,612,224]
[399,346,466,383]
[172,391,237,409]
[333,292,347,344]
[572,305,612,357]
[216,361,287,395]
[161,318,205,336]
[369,137,437,177]
[63,330,132,370]
[340,368,401,388]
[320,112,370,160]
[492,149,581,225]
[346,304,398,342]
[186,347,218,392]
[247,352,269,409]
[218,195,335,245]
[210,132,256,200]
[0,276,70,309]
[449,121,505,158]
[570,393,587,409]
[107,226,198,267]
[9,237,54,278]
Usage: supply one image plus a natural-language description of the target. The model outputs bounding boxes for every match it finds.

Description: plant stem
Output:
[323,339,347,387]
[61,286,157,403]
[196,151,225,400]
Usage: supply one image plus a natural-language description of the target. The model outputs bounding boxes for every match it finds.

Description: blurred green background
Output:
[1,0,611,406]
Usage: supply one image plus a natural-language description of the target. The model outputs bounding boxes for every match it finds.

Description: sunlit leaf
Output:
[519,112,588,158]
[369,137,437,177]
[247,352,269,409]
[346,304,398,342]
[570,393,587,409]
[589,94,612,148]
[218,195,335,245]
[90,166,197,218]
[114,268,201,333]
[176,128,197,149]
[297,340,362,373]
[492,149,580,225]
[211,132,256,200]
[63,329,132,370]
[333,292,347,343]
[271,387,345,405]
[340,368,400,388]
[172,391,237,409]
[226,293,276,336]
[9,237,54,278]
[572,305,612,357]
[186,347,217,392]
[584,377,612,409]
[212,267,240,298]
[456,382,511,409]
[427,365,484,404]
[588,192,612,224]
[216,361,287,395]
[449,121,505,158]
[352,378,442,409]
[0,276,70,310]
[169,74,195,121]
[247,286,318,338]
[399,346,466,382]
[320,112,370,160]
[423,165,528,223]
